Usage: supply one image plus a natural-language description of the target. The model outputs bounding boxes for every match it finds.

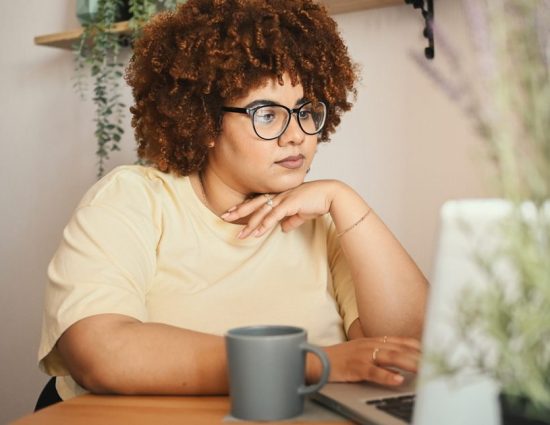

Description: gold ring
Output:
[383,335,388,344]
[372,347,380,365]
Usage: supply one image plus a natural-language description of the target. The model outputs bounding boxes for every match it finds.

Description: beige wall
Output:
[0,0,489,422]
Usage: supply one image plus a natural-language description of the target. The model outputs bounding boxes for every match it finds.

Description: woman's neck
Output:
[193,169,249,223]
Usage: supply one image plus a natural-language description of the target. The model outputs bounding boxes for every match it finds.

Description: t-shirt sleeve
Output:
[325,216,359,337]
[38,167,160,375]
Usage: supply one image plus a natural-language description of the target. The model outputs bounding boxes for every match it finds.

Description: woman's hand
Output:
[309,337,422,387]
[221,180,340,238]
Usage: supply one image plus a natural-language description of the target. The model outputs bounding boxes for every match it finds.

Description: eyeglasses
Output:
[221,101,327,141]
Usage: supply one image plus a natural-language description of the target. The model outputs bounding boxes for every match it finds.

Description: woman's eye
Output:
[255,109,277,124]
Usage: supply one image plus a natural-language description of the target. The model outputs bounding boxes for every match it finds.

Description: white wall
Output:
[0,1,489,422]
[309,1,490,272]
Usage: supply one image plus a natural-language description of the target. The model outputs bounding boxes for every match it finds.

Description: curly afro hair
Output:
[126,0,358,176]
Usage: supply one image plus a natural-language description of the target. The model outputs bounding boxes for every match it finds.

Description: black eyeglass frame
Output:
[221,101,327,141]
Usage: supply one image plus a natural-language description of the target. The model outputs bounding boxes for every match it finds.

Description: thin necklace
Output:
[198,171,256,223]
[197,170,212,210]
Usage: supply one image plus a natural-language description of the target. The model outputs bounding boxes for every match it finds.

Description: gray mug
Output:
[226,325,331,421]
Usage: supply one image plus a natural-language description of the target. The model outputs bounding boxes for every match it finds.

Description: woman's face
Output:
[207,73,319,195]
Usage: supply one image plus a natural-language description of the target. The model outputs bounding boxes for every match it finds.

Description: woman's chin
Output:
[267,175,306,194]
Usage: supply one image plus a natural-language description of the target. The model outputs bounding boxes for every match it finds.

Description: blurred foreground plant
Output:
[414,0,550,418]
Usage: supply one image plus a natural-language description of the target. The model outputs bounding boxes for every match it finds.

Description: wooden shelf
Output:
[322,0,402,14]
[34,21,130,50]
[34,0,402,49]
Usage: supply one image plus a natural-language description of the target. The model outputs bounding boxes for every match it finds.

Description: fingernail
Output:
[238,229,250,239]
[252,229,261,237]
[227,206,237,212]
[393,375,404,384]
[221,212,230,220]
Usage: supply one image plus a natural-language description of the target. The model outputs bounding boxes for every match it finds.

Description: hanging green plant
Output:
[73,0,187,177]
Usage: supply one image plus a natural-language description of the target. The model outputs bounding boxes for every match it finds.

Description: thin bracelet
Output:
[337,208,372,238]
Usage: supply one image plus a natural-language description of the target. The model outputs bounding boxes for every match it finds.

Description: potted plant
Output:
[73,0,187,177]
[415,0,550,422]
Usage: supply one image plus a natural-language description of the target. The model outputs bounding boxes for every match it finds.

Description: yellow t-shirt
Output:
[38,165,358,399]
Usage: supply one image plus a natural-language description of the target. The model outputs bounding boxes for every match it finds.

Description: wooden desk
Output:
[12,394,352,425]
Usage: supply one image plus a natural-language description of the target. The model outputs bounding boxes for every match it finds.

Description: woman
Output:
[38,0,428,401]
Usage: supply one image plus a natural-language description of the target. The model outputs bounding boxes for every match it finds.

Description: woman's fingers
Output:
[219,194,277,238]
[280,215,307,232]
[241,197,284,238]
[324,337,422,387]
[222,193,305,239]
[243,200,302,238]
[221,181,337,238]
[366,365,409,386]
[221,194,274,222]
[371,345,421,374]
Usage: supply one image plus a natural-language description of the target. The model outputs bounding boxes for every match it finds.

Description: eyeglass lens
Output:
[252,102,326,140]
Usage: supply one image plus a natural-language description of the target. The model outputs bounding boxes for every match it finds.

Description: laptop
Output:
[311,199,507,425]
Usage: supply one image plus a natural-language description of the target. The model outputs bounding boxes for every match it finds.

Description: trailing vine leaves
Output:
[73,0,187,178]
[74,0,125,178]
[128,0,157,32]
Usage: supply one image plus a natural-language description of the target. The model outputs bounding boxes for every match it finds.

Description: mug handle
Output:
[298,343,331,395]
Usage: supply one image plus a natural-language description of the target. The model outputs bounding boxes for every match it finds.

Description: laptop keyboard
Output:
[366,394,415,423]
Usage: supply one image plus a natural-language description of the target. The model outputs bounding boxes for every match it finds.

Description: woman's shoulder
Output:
[77,165,187,209]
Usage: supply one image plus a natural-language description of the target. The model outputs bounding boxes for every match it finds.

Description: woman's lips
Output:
[275,155,305,169]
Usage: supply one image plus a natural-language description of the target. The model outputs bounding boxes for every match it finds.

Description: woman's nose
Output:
[277,114,305,146]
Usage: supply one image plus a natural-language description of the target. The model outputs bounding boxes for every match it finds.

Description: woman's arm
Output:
[328,182,428,339]
[59,313,420,394]
[223,180,429,339]
[57,313,228,395]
